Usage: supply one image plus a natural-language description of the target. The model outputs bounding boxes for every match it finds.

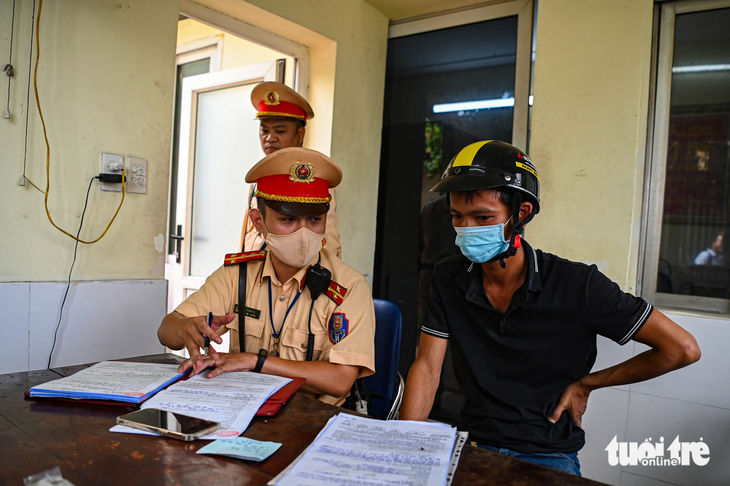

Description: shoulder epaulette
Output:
[325,280,348,305]
[224,250,267,266]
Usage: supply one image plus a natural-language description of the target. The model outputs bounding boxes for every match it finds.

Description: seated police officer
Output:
[400,141,700,475]
[158,148,375,406]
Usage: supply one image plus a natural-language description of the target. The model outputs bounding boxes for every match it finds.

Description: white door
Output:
[166,61,279,320]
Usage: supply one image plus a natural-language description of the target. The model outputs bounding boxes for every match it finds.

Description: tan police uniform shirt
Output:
[239,186,342,258]
[174,248,374,406]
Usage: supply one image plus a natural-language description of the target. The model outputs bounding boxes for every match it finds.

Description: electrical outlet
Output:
[127,157,147,195]
[100,153,124,192]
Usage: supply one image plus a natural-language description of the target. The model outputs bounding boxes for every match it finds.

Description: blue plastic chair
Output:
[361,299,405,420]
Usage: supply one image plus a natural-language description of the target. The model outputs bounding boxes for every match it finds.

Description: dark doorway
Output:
[374,16,520,424]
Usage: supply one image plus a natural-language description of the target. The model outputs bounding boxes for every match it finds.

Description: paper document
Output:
[112,371,291,440]
[271,413,457,486]
[29,361,186,403]
[197,437,282,461]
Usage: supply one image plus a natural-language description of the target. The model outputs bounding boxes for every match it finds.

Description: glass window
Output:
[643,1,730,312]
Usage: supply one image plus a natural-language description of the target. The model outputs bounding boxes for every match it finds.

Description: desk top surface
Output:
[1,354,605,486]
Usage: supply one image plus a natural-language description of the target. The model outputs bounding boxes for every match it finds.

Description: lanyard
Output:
[267,279,302,356]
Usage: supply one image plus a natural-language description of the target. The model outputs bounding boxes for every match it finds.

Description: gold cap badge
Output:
[264,91,280,106]
[289,162,316,183]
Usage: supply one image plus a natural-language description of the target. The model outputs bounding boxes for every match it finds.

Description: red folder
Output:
[255,376,306,416]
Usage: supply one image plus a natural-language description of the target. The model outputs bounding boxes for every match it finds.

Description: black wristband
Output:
[253,348,268,373]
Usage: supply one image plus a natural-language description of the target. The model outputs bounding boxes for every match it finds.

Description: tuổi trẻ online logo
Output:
[606,436,709,466]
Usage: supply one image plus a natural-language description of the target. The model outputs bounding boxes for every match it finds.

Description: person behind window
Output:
[693,232,724,266]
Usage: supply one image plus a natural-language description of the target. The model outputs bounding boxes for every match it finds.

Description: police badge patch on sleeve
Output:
[328,313,349,344]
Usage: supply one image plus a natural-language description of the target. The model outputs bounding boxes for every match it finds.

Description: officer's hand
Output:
[178,353,210,376]
[201,350,258,379]
[548,381,592,428]
[178,353,217,377]
[178,313,235,371]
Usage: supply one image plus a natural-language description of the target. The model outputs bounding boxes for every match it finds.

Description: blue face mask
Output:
[454,219,511,264]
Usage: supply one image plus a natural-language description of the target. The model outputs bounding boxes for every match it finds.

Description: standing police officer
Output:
[159,148,374,406]
[400,141,700,475]
[241,82,341,257]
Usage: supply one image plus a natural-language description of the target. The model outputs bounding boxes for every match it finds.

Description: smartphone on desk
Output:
[117,408,220,441]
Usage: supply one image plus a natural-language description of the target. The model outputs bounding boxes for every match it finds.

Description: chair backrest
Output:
[362,298,403,420]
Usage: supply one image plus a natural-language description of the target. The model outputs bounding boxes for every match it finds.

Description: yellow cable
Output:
[34,0,125,245]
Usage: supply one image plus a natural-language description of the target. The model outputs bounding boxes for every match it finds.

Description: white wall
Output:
[0,0,178,370]
[529,0,653,292]
[0,281,166,373]
[581,312,729,486]
[0,0,179,283]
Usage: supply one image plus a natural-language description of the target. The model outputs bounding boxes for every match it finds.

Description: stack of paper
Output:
[112,371,292,440]
[271,413,461,486]
[29,361,187,404]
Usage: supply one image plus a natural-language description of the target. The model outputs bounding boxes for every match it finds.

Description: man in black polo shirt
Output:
[400,141,701,476]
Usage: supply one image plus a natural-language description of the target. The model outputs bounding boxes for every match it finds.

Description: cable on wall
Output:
[47,176,100,369]
[3,0,17,119]
[34,0,126,244]
[21,0,43,193]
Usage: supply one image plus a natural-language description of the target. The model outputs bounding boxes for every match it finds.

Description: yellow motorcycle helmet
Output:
[430,140,540,213]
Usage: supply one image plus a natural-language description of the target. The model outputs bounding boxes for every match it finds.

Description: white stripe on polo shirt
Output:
[617,304,653,345]
[421,326,449,339]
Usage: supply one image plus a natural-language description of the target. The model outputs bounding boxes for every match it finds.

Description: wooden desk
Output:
[1,355,605,486]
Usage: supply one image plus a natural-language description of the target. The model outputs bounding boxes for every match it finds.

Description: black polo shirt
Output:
[421,240,652,454]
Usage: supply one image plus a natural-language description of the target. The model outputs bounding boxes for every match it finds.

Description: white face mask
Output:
[263,222,326,269]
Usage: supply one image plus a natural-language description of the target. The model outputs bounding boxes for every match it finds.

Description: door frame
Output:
[176,35,223,72]
[180,0,310,99]
[388,0,534,151]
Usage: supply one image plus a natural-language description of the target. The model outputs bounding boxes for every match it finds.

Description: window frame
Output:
[640,0,730,314]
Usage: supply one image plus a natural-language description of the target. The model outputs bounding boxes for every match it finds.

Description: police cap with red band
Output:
[251,82,314,122]
[246,147,342,216]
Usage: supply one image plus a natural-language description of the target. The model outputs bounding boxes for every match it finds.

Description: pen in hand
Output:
[203,312,213,355]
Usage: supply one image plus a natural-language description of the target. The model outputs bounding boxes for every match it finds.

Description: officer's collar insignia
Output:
[224,250,267,266]
[264,91,280,106]
[325,280,347,305]
[289,162,316,183]
[328,313,349,345]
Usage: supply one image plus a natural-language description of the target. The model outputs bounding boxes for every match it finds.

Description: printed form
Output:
[29,361,185,402]
[113,371,291,439]
[271,413,457,486]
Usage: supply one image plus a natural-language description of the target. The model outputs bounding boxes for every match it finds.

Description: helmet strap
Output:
[493,193,534,268]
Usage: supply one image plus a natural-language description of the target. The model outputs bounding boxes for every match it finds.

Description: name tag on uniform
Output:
[233,305,261,319]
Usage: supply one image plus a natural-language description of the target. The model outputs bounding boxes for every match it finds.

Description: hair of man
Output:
[449,188,513,209]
